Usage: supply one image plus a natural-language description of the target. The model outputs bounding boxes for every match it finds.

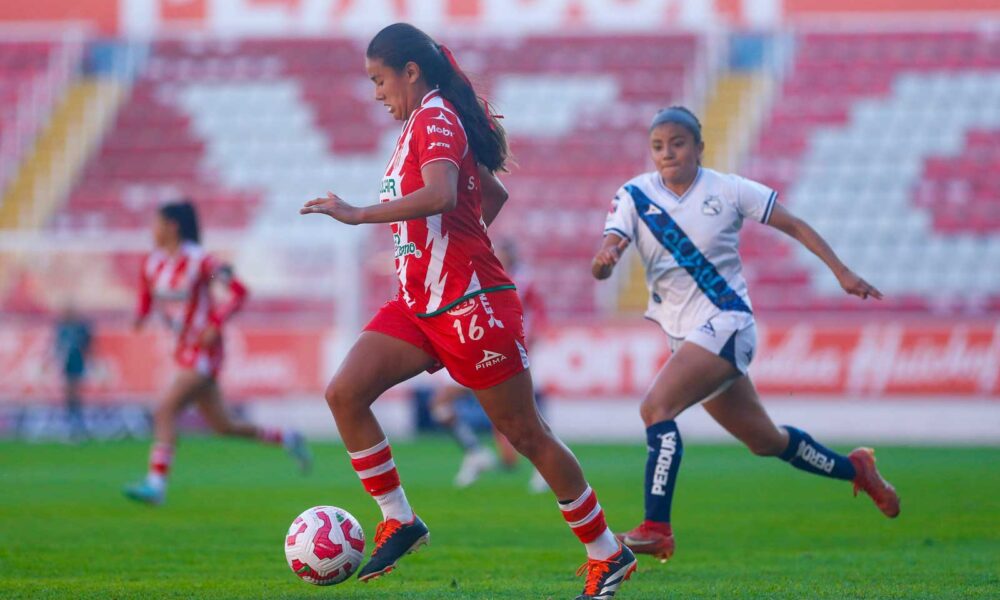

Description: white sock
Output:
[374,486,414,522]
[146,473,166,493]
[585,528,621,561]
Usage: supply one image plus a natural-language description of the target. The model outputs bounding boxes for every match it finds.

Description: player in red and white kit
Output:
[124,201,311,506]
[300,23,635,599]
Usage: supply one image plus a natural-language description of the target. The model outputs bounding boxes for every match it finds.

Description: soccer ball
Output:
[284,506,365,585]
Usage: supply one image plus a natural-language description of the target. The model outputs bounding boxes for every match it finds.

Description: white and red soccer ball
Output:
[284,506,365,585]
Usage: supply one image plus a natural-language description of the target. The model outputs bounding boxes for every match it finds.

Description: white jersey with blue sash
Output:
[604,167,777,338]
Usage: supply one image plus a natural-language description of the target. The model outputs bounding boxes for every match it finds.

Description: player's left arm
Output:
[765,202,883,300]
[202,259,249,345]
[301,161,459,225]
[479,164,508,227]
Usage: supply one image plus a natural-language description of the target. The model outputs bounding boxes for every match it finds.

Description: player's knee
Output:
[639,396,679,427]
[495,420,546,459]
[324,378,361,416]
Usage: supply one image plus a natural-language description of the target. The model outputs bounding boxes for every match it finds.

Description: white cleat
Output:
[454,448,497,488]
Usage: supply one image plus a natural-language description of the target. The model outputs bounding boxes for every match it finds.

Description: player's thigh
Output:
[644,342,740,419]
[702,376,785,454]
[159,369,211,415]
[326,331,437,410]
[191,380,235,431]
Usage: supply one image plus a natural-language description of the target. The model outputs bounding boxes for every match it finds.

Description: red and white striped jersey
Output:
[380,90,514,317]
[136,242,247,349]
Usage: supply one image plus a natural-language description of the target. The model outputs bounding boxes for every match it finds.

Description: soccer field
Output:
[1,439,997,599]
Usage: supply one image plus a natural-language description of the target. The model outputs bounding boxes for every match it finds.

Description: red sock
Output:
[560,486,609,544]
[256,427,284,445]
[148,442,174,478]
[348,439,401,496]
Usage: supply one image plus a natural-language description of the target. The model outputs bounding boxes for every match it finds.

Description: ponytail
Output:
[367,23,510,172]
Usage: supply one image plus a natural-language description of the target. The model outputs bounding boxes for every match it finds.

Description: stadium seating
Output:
[7,31,996,319]
[742,31,1000,312]
[45,34,702,319]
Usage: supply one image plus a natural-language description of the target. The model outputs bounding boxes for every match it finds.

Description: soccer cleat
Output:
[283,430,313,474]
[849,447,900,518]
[454,447,497,488]
[357,515,429,582]
[123,480,164,506]
[575,544,638,600]
[616,521,675,563]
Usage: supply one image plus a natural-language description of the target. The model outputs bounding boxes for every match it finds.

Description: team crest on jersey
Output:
[431,111,453,125]
[447,297,478,317]
[702,195,722,216]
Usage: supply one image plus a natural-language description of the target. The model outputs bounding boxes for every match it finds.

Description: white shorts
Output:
[668,311,757,375]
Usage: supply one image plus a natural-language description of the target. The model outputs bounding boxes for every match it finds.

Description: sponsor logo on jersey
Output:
[698,319,716,337]
[475,349,507,370]
[609,194,620,215]
[393,233,421,259]
[447,298,478,317]
[380,178,397,197]
[650,432,678,495]
[794,441,835,474]
[702,195,722,216]
[431,111,453,125]
[427,141,451,150]
[644,203,663,216]
[426,124,454,137]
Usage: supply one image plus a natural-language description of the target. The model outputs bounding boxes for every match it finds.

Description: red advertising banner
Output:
[532,320,1000,398]
[0,325,326,403]
[2,320,997,403]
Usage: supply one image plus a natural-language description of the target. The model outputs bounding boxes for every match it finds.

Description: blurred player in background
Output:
[429,239,549,492]
[593,107,900,562]
[124,200,311,506]
[300,23,635,598]
[54,303,92,442]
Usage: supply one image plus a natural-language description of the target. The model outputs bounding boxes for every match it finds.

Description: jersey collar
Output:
[656,167,703,203]
[421,89,442,106]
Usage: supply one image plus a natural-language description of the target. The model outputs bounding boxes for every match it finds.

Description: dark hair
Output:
[159,200,200,243]
[367,23,509,172]
[650,105,703,145]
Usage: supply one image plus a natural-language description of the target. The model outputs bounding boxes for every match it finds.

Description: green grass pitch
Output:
[1,438,997,599]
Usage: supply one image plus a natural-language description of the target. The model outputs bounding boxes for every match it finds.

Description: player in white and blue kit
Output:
[593,107,901,562]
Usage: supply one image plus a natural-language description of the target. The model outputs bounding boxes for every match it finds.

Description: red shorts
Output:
[364,290,530,390]
[175,341,224,378]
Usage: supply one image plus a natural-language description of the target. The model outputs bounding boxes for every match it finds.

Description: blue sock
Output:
[644,420,683,524]
[779,426,856,481]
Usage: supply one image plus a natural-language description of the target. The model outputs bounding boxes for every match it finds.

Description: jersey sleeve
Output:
[136,256,153,321]
[603,186,638,242]
[734,175,778,224]
[410,108,467,170]
[202,255,248,325]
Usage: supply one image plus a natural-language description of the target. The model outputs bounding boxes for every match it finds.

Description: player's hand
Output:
[300,193,365,225]
[837,267,883,300]
[592,238,629,276]
[199,325,220,347]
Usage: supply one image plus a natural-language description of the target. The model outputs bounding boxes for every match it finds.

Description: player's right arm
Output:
[591,234,629,280]
[479,164,508,227]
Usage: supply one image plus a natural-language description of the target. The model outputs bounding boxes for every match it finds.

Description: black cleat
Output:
[356,515,429,582]
[575,544,638,599]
